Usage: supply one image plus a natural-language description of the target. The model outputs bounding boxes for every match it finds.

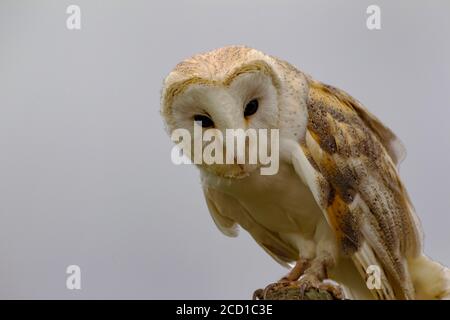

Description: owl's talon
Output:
[320,282,345,300]
[297,274,344,300]
[278,277,290,283]
[279,258,310,282]
[297,274,321,298]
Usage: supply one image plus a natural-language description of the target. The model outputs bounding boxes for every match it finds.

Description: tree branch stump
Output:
[253,281,344,300]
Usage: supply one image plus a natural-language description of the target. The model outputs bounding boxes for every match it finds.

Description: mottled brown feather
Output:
[304,80,422,299]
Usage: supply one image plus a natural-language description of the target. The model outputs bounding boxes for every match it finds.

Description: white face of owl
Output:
[168,70,280,178]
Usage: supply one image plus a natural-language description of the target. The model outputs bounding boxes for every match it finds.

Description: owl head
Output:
[160,46,308,178]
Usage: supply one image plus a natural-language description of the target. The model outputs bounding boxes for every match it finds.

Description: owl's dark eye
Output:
[193,114,214,128]
[244,99,259,117]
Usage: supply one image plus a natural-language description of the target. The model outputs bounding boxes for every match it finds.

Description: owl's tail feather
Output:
[408,254,450,300]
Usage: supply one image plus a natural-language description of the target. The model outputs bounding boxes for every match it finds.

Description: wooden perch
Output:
[253,281,344,300]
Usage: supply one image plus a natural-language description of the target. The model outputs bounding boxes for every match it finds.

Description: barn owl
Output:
[160,46,450,299]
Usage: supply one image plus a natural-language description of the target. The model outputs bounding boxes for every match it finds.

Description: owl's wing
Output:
[291,80,422,299]
[203,187,239,238]
[203,186,298,267]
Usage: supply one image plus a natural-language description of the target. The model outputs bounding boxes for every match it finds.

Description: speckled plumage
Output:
[161,46,450,300]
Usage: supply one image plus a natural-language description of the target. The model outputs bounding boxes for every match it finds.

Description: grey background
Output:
[0,0,449,299]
